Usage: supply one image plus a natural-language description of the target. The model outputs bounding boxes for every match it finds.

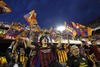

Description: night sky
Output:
[0,0,100,28]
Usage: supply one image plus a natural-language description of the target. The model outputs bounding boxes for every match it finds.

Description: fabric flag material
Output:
[64,22,77,38]
[24,10,38,27]
[72,22,92,37]
[87,27,92,36]
[78,23,92,37]
[81,27,92,37]
[6,22,24,39]
[0,1,11,14]
[72,22,81,36]
[72,22,77,28]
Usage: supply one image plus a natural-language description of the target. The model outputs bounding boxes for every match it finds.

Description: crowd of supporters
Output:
[0,33,99,67]
[0,21,100,67]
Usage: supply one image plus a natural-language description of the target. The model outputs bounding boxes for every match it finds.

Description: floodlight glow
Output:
[56,26,65,32]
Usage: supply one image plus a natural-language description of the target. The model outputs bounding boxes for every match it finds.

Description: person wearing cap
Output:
[67,45,93,67]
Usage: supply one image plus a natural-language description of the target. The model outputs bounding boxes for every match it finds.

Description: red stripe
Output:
[50,50,55,62]
[39,50,44,67]
[48,51,51,63]
[44,53,48,67]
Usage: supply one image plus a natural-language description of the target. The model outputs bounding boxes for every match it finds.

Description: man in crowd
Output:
[67,45,93,67]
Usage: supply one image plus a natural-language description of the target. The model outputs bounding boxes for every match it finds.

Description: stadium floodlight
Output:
[56,26,65,33]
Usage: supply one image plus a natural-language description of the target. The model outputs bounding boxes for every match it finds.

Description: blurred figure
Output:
[91,41,100,61]
[27,49,40,67]
[0,56,8,67]
[12,38,28,67]
[20,48,28,67]
[8,51,23,67]
[5,41,14,63]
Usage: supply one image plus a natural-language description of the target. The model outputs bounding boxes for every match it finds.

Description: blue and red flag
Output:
[6,22,24,38]
[64,22,77,38]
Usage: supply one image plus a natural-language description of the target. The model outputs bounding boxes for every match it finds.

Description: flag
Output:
[65,22,77,37]
[72,22,82,36]
[0,1,11,14]
[6,22,24,38]
[77,23,85,29]
[72,22,93,37]
[24,10,38,27]
[75,23,92,37]
[87,27,92,36]
[72,22,77,28]
[81,27,92,37]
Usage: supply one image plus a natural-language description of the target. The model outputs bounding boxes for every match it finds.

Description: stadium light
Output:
[56,26,65,33]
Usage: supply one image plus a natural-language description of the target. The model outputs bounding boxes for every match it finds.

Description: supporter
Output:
[28,35,63,67]
[67,45,93,67]
[91,41,100,67]
[5,41,15,63]
[12,38,28,67]
[19,48,28,67]
[8,51,23,67]
[27,49,40,67]
[56,43,69,67]
[91,41,100,61]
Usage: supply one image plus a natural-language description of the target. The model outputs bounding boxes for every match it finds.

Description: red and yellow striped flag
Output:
[24,10,38,27]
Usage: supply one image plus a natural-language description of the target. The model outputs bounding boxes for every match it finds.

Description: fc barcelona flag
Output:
[0,1,11,14]
[64,21,77,38]
[71,22,92,37]
[24,10,38,27]
[6,22,24,38]
[72,22,81,36]
[72,22,93,37]
[80,27,92,37]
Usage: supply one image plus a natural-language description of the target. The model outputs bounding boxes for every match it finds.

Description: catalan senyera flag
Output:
[0,1,11,14]
[24,10,38,27]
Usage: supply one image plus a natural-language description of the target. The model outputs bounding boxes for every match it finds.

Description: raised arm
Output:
[23,40,27,48]
[12,40,18,53]
[27,34,36,49]
[56,36,62,48]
